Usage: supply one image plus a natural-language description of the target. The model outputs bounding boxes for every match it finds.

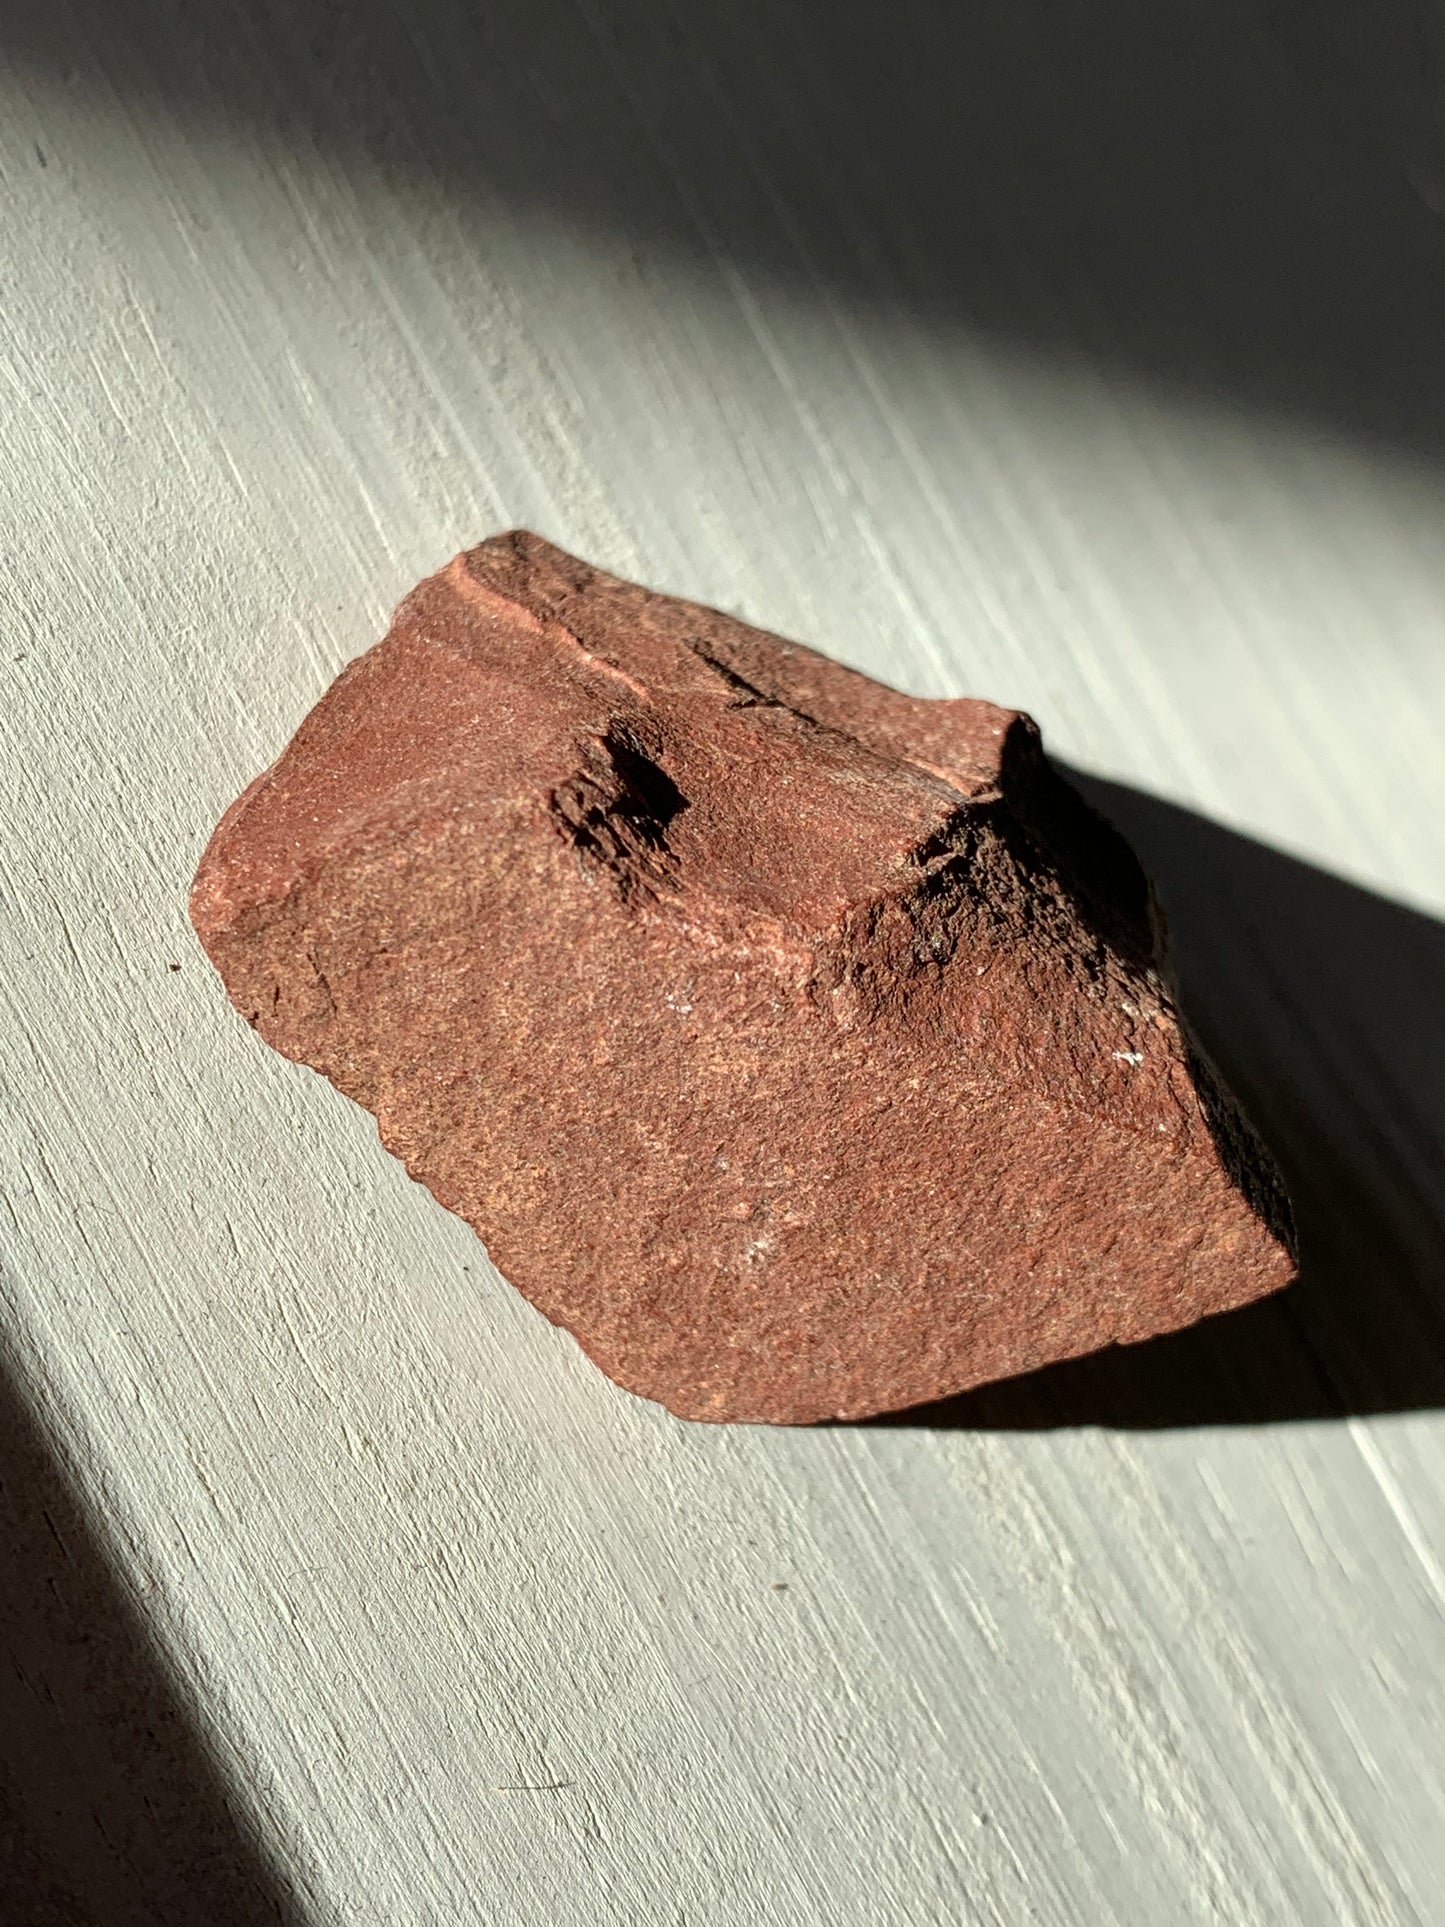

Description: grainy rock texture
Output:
[190,532,1295,1423]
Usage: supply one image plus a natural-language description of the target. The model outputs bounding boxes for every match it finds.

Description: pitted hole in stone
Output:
[551,719,689,900]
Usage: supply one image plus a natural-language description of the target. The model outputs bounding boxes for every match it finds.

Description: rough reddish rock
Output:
[190,532,1295,1423]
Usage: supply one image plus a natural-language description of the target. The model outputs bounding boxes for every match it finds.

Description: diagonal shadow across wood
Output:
[0,1342,305,1926]
[8,0,1445,467]
[881,771,1445,1431]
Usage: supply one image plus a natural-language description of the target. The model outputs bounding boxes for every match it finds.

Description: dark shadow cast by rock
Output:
[0,1341,305,1925]
[879,770,1445,1430]
[7,0,1445,467]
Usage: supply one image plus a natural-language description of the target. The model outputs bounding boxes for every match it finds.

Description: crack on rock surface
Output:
[190,531,1296,1425]
[683,635,814,719]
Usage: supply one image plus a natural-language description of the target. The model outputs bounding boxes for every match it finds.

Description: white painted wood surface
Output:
[4,5,1445,1921]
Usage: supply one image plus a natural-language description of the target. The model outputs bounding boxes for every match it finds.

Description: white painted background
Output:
[3,4,1445,1921]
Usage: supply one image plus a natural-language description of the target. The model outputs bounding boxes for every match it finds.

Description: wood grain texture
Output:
[3,5,1443,1921]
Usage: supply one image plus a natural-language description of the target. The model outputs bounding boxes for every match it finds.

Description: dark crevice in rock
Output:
[550,719,689,900]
